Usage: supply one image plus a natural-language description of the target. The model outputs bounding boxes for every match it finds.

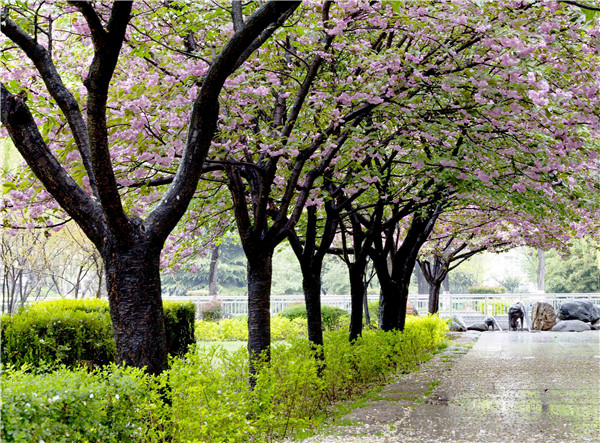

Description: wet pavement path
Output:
[396,331,600,442]
[298,331,600,442]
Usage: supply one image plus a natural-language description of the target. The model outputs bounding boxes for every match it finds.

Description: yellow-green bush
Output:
[195,316,307,342]
[476,300,512,315]
[2,315,449,442]
[0,364,166,443]
[276,304,349,330]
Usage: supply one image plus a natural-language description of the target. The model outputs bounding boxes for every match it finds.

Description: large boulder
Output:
[558,301,600,323]
[551,320,592,332]
[467,323,488,332]
[531,302,557,331]
[448,315,468,332]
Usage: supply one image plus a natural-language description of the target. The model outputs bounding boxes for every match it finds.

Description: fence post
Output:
[449,293,453,316]
[485,294,488,316]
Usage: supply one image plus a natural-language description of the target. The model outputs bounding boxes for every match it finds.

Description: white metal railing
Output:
[410,293,600,317]
[10,293,600,321]
[164,294,380,318]
[162,292,600,320]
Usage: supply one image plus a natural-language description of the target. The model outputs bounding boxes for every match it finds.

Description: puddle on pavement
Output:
[401,332,600,441]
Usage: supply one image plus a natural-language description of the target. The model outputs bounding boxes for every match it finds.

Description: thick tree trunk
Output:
[428,282,441,315]
[103,243,168,375]
[379,279,401,331]
[349,262,366,341]
[415,265,428,294]
[379,203,443,331]
[301,267,324,348]
[443,274,450,293]
[393,256,418,331]
[379,254,418,331]
[363,282,371,326]
[208,245,220,296]
[247,250,273,382]
[537,249,545,292]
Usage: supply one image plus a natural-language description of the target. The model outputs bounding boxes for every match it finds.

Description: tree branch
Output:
[231,0,244,32]
[559,0,600,11]
[147,1,300,241]
[1,12,100,201]
[0,84,107,249]
[72,1,133,245]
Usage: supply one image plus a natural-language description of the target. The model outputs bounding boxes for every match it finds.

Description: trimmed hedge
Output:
[1,299,195,369]
[276,304,349,330]
[1,300,116,370]
[467,285,507,294]
[163,301,195,357]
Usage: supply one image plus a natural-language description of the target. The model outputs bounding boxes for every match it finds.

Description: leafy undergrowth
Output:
[1,315,448,442]
[195,316,308,342]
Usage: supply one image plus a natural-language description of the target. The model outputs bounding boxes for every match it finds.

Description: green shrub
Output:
[275,303,306,320]
[1,303,116,370]
[366,301,380,327]
[198,299,223,321]
[467,286,507,294]
[195,317,248,341]
[276,304,349,330]
[271,316,307,340]
[1,299,195,369]
[0,364,168,443]
[2,315,449,442]
[195,316,307,341]
[163,301,196,357]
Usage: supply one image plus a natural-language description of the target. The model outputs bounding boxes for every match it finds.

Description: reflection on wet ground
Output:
[397,331,600,442]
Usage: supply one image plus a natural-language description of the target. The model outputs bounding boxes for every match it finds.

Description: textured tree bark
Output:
[302,267,324,348]
[419,258,447,315]
[363,279,371,326]
[537,249,545,292]
[392,265,414,331]
[247,250,273,384]
[208,245,220,296]
[378,203,444,331]
[378,279,401,331]
[103,241,167,375]
[348,262,366,342]
[415,265,428,294]
[428,282,441,315]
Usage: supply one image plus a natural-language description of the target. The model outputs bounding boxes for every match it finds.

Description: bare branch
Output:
[559,0,600,11]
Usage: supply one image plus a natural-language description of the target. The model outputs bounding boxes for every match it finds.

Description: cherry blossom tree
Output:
[345,0,600,332]
[1,0,300,374]
[416,202,573,314]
